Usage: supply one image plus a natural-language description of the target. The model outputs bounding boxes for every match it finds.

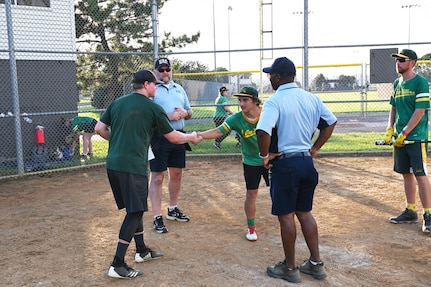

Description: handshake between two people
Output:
[184,131,203,145]
[173,131,210,146]
[171,130,225,146]
[168,131,202,146]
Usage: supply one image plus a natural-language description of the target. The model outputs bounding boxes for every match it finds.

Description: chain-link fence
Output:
[1,0,431,178]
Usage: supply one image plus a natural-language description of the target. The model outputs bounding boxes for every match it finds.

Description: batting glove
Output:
[394,131,407,147]
[383,127,395,145]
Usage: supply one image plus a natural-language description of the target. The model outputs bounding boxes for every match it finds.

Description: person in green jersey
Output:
[63,116,97,158]
[213,86,241,149]
[383,49,431,233]
[199,86,272,241]
[95,69,201,279]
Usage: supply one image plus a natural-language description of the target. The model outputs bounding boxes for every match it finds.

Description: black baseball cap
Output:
[220,86,228,93]
[263,57,296,76]
[132,70,163,84]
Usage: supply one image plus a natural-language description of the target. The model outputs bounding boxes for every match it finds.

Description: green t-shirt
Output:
[390,74,430,140]
[214,95,229,118]
[70,116,94,133]
[100,93,174,176]
[218,110,261,166]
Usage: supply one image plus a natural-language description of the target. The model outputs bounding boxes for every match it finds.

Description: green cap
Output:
[233,86,259,98]
[391,49,417,60]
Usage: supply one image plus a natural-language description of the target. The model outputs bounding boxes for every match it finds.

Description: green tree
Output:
[311,73,326,91]
[75,0,200,107]
[176,60,209,81]
[172,60,229,83]
[338,75,357,90]
[213,67,229,83]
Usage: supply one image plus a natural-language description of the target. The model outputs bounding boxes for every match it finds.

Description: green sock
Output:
[247,218,255,227]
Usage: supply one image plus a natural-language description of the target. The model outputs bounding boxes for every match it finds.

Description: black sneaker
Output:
[107,262,143,279]
[389,208,418,224]
[153,215,168,233]
[166,207,190,222]
[423,213,431,233]
[214,142,221,150]
[299,259,327,280]
[135,248,163,263]
[267,260,301,283]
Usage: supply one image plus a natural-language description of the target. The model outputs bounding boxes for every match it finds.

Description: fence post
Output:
[5,0,24,174]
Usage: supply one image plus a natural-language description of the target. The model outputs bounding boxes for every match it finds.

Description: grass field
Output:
[78,88,388,118]
[76,89,394,158]
[0,90,406,177]
[84,132,394,160]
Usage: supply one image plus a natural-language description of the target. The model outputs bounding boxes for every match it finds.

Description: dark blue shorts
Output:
[270,155,318,215]
[150,137,186,172]
[394,142,428,176]
[107,169,149,213]
[243,163,269,190]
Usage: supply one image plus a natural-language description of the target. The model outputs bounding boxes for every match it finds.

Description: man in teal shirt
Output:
[63,116,97,157]
[213,86,240,149]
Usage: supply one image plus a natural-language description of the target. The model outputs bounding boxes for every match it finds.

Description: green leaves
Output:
[75,0,201,107]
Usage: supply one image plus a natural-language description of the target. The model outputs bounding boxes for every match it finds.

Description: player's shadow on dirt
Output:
[315,157,404,214]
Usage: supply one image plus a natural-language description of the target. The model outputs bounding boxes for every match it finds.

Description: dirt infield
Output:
[1,156,430,287]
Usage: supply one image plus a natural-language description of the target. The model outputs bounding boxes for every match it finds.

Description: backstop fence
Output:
[1,0,431,178]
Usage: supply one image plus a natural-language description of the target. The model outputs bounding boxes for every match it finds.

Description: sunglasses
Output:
[396,58,412,63]
[158,68,171,72]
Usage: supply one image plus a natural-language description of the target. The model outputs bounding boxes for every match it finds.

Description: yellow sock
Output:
[423,208,431,214]
[406,203,416,211]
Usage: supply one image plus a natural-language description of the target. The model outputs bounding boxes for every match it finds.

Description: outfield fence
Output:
[1,0,431,178]
[0,68,415,179]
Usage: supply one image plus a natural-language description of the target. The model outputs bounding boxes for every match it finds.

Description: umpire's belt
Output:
[278,151,311,160]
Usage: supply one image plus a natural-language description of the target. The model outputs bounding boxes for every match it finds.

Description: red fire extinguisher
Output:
[35,125,45,144]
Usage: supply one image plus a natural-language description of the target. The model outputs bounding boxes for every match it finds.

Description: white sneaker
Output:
[246,228,257,241]
[134,248,163,263]
[107,264,143,279]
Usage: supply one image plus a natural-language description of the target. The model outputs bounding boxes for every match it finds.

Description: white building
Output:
[0,0,78,162]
